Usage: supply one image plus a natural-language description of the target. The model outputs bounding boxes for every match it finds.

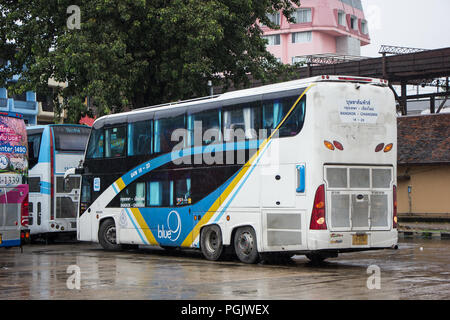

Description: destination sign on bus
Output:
[339,99,379,124]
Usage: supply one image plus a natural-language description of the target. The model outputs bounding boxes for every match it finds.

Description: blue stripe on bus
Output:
[120,140,264,187]
[38,127,51,163]
[40,181,51,195]
[0,239,21,247]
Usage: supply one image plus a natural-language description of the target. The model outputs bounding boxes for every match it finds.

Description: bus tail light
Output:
[393,185,398,229]
[310,184,327,230]
[375,143,385,152]
[324,140,335,151]
[384,143,393,153]
[333,141,344,151]
[21,195,29,227]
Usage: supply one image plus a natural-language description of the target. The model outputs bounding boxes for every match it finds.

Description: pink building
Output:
[261,0,370,64]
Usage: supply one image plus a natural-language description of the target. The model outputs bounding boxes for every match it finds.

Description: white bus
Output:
[74,75,398,263]
[0,112,30,248]
[27,124,90,240]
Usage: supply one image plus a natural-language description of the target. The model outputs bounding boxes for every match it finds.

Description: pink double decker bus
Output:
[0,112,30,248]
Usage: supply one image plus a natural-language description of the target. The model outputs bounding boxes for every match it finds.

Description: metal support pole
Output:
[430,96,435,114]
[401,81,408,115]
[207,80,213,97]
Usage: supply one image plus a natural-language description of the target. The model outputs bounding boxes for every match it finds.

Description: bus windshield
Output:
[53,126,91,152]
[0,115,28,180]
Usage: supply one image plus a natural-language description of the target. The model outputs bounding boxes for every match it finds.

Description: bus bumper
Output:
[307,229,398,252]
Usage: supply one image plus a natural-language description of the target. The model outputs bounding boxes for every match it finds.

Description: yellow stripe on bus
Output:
[115,178,126,191]
[130,208,158,245]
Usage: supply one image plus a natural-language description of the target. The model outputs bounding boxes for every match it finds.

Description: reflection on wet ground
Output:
[0,239,449,299]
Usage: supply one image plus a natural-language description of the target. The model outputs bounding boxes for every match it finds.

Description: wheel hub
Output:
[238,232,254,255]
[105,226,117,244]
[206,230,219,253]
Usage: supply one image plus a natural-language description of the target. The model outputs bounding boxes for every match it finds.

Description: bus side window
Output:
[28,133,42,168]
[80,177,92,203]
[147,179,173,207]
[223,103,260,142]
[187,108,221,146]
[262,95,305,137]
[154,114,185,154]
[128,120,153,156]
[28,177,41,193]
[278,95,306,137]
[117,182,146,208]
[105,126,127,158]
[174,173,191,206]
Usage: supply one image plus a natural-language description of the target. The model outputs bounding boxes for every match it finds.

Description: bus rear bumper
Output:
[306,229,398,252]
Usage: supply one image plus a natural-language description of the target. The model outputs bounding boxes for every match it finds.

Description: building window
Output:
[292,31,312,44]
[350,16,358,30]
[338,11,346,27]
[293,8,312,24]
[266,12,281,26]
[361,20,368,34]
[262,34,281,46]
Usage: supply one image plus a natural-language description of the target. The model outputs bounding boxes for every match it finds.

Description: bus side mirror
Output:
[64,167,76,180]
[64,168,76,190]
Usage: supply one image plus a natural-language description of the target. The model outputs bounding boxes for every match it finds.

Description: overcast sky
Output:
[361,0,450,57]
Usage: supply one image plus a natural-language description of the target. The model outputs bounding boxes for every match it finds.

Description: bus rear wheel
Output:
[98,219,121,251]
[200,225,224,261]
[234,226,259,264]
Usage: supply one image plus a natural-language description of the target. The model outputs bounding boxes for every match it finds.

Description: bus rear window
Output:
[53,126,91,152]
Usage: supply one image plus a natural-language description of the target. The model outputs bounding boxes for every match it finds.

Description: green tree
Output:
[0,0,300,123]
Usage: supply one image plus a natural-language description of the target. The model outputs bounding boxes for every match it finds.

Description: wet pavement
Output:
[0,239,449,300]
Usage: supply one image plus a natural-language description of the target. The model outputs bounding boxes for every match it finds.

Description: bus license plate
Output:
[352,234,368,245]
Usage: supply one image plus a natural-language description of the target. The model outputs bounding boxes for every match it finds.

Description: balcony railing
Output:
[13,100,37,111]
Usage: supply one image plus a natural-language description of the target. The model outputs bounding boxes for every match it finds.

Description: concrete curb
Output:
[398,230,450,240]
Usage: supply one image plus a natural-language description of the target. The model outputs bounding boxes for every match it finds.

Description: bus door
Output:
[55,175,80,230]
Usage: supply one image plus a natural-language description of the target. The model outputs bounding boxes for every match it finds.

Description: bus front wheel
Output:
[234,226,259,264]
[98,219,121,251]
[200,225,225,261]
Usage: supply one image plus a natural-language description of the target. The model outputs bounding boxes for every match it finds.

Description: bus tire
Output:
[98,219,121,251]
[234,226,259,264]
[200,225,224,261]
